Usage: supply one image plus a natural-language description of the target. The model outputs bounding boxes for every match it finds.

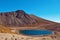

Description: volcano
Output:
[0,10,60,31]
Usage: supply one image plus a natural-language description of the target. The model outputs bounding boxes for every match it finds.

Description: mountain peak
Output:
[0,10,59,27]
[16,10,24,12]
[16,10,25,14]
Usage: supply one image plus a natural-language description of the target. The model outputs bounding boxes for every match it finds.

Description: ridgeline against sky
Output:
[0,0,60,23]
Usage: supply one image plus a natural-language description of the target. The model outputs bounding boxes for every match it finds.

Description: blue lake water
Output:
[20,30,53,36]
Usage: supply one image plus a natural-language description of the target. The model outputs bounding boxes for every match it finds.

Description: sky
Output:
[0,0,60,23]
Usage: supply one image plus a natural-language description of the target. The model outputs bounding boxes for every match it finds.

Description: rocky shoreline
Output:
[0,32,60,40]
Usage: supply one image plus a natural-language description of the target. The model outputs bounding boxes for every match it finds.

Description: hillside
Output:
[0,10,59,27]
[0,25,16,34]
[0,10,60,40]
[0,10,60,32]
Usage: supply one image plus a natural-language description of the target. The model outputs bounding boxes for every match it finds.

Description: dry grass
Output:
[0,25,16,34]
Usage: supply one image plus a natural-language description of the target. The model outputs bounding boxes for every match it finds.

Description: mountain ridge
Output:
[0,10,59,27]
[0,10,60,33]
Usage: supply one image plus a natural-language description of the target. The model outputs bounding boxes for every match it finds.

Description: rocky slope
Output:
[0,25,16,34]
[0,10,60,32]
[0,10,39,27]
[0,32,60,40]
[0,24,60,40]
[0,25,60,40]
[0,10,59,27]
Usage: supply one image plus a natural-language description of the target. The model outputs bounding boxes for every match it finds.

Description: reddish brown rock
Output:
[0,10,60,31]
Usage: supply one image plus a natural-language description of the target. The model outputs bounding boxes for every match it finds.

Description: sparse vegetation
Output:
[0,25,16,34]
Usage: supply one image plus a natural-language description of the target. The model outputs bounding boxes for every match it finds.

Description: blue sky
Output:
[0,0,60,23]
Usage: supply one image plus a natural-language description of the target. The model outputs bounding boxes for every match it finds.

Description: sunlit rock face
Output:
[0,10,39,26]
[0,10,59,27]
[0,10,60,32]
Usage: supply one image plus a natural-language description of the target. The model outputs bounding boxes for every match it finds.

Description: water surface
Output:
[20,30,53,36]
